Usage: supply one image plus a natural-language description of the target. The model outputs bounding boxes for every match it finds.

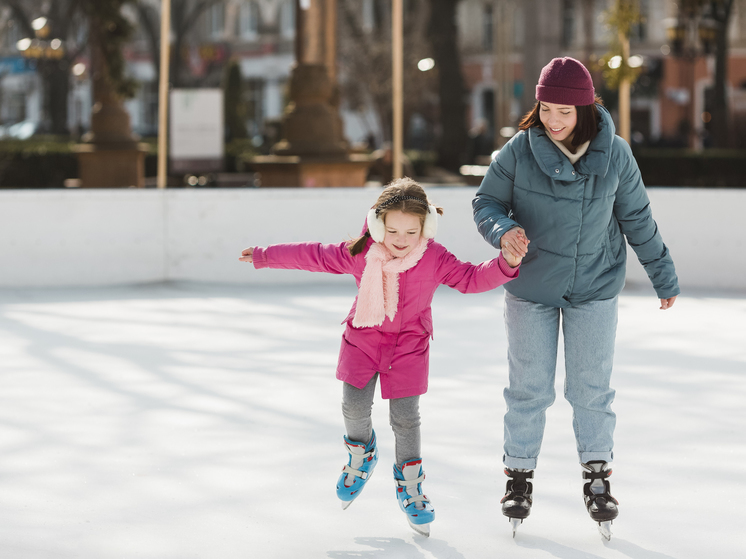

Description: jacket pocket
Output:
[603,222,624,270]
[602,232,625,272]
[602,233,614,270]
[419,314,434,339]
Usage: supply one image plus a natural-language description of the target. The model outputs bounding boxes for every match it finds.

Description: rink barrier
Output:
[0,187,742,291]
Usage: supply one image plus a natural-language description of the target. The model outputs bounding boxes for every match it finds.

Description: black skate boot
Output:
[501,468,533,537]
[582,461,619,540]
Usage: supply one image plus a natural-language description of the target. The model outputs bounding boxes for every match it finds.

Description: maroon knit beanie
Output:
[535,57,595,106]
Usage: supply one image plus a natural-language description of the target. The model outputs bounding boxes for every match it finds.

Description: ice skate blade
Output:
[597,521,613,541]
[407,518,430,537]
[340,499,353,510]
[510,517,523,538]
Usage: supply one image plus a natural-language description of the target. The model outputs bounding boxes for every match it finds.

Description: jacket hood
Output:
[527,103,615,180]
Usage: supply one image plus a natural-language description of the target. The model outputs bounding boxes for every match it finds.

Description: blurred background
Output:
[1,6,744,556]
[0,0,744,189]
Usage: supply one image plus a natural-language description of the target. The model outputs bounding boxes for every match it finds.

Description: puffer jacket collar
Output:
[527,104,615,181]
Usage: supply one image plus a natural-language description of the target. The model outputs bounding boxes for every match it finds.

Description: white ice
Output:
[1,281,745,559]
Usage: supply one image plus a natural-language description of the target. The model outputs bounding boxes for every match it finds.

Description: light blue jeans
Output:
[503,291,618,469]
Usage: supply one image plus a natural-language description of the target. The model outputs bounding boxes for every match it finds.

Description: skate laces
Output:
[582,462,618,503]
[396,473,428,508]
[503,469,533,502]
[342,448,375,484]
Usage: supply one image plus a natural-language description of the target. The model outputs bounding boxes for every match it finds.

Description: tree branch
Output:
[0,0,34,36]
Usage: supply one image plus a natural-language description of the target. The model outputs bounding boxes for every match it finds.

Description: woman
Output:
[472,57,679,539]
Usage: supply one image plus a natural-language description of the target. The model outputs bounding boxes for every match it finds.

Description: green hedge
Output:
[5,139,740,189]
[0,137,78,188]
[633,149,746,187]
[0,137,258,188]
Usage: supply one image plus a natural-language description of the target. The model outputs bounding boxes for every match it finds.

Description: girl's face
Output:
[539,101,577,146]
[383,210,422,257]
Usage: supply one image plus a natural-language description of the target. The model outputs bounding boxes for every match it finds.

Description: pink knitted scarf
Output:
[352,237,428,328]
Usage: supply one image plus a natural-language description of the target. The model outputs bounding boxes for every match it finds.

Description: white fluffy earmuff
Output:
[422,204,438,239]
[366,208,386,242]
[366,205,438,243]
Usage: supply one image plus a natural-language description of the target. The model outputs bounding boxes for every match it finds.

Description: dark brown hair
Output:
[518,95,605,148]
[347,177,444,256]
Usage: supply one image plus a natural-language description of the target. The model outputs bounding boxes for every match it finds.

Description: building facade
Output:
[1,0,745,151]
[459,0,746,150]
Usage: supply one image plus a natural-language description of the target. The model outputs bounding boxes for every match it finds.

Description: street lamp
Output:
[31,17,48,34]
[15,17,65,60]
[417,58,435,72]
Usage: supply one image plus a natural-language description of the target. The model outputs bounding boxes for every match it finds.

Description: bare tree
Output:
[1,0,87,134]
[133,0,224,88]
[337,0,435,147]
[708,0,734,148]
[427,0,467,171]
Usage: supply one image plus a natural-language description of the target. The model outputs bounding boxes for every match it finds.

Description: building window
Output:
[206,3,226,39]
[362,0,374,32]
[630,0,648,44]
[244,78,265,136]
[483,4,493,51]
[3,20,22,50]
[562,0,575,48]
[280,0,295,39]
[142,81,158,134]
[238,1,260,40]
[4,90,26,123]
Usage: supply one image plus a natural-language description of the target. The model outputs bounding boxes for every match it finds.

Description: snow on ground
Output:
[0,281,745,559]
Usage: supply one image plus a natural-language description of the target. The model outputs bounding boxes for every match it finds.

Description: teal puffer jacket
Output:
[473,105,679,308]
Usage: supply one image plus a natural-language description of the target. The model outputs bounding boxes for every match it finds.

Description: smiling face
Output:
[539,101,578,148]
[382,210,422,257]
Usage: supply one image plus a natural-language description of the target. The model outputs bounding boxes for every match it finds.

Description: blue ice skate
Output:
[393,458,435,537]
[336,430,378,509]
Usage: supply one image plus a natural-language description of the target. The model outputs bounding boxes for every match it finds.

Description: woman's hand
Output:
[500,227,530,267]
[239,247,254,263]
[659,296,677,310]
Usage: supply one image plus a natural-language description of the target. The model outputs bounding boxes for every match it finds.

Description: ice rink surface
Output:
[1,281,745,559]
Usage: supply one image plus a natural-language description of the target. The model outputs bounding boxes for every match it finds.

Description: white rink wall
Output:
[0,187,743,291]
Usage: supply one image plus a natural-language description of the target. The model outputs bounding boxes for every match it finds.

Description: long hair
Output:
[347,178,444,256]
[518,96,605,148]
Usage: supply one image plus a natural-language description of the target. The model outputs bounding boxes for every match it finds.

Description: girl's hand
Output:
[501,246,522,268]
[501,227,530,262]
[659,296,677,310]
[239,247,254,263]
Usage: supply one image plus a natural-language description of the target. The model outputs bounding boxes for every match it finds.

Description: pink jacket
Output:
[252,237,519,399]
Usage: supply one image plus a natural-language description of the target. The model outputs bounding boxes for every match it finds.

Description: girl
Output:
[472,57,679,539]
[240,178,523,536]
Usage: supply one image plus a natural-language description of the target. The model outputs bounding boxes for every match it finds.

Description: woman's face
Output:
[382,210,422,257]
[539,101,577,145]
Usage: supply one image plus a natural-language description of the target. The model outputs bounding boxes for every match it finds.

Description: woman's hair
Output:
[518,95,605,148]
[347,177,444,256]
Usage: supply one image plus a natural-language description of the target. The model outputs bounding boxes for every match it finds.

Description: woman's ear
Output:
[422,205,438,239]
[367,208,386,242]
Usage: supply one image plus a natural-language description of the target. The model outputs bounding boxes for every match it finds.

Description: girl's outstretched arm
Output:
[239,247,254,263]
[244,241,358,276]
[436,248,519,294]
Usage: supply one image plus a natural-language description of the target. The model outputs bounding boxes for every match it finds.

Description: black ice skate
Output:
[582,461,619,540]
[501,468,533,537]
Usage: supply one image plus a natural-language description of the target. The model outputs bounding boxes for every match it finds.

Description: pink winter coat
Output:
[252,237,519,399]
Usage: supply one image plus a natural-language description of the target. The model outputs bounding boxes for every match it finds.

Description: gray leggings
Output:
[341,374,421,465]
